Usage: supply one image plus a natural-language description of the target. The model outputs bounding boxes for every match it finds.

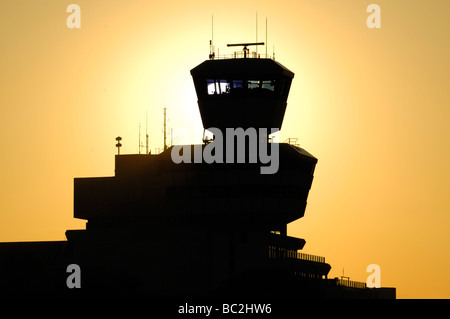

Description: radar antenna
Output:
[227,42,264,58]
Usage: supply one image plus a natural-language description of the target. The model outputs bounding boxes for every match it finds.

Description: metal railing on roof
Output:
[210,51,274,60]
[284,138,300,147]
[334,277,367,289]
[268,246,325,263]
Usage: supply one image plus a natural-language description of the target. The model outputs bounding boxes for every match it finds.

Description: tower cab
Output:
[190,43,294,132]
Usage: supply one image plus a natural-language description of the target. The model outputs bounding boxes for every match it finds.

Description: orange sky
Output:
[0,0,449,298]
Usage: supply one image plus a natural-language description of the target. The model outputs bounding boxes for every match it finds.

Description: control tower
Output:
[191,43,293,132]
[0,42,396,300]
[67,42,330,297]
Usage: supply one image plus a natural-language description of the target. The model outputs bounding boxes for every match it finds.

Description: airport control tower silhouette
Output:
[0,41,395,299]
[67,42,396,298]
[66,42,334,298]
[69,42,331,297]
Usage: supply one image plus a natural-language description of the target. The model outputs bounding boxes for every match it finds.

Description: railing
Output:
[334,277,367,289]
[268,246,325,263]
[210,51,274,60]
[284,138,300,147]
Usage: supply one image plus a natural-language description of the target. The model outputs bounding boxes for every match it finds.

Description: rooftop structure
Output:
[0,41,395,300]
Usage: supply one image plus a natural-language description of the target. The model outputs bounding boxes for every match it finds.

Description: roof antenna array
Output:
[227,42,264,58]
[209,15,269,59]
[138,112,149,154]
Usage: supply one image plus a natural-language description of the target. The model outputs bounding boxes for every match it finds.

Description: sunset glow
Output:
[0,0,449,298]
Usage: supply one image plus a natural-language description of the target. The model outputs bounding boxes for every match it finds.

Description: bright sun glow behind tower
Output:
[0,0,449,298]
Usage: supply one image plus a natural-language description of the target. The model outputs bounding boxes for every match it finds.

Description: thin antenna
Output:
[163,107,167,151]
[265,17,268,58]
[256,12,258,56]
[209,15,215,60]
[146,111,149,154]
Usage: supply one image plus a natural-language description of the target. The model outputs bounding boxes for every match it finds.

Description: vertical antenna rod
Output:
[209,15,215,59]
[256,12,258,56]
[163,107,167,151]
[146,111,149,154]
[266,17,268,57]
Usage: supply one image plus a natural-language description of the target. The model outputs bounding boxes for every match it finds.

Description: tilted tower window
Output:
[207,79,231,95]
[262,80,275,91]
[248,80,260,90]
[232,80,243,89]
[206,79,280,97]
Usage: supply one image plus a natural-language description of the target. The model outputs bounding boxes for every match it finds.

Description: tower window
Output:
[207,79,231,95]
[205,79,279,96]
[232,80,243,89]
[248,80,260,90]
[262,80,275,92]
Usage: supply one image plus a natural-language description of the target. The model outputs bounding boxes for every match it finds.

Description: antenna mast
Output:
[146,111,149,154]
[163,107,167,151]
[138,112,150,154]
[256,12,258,56]
[115,136,122,155]
[266,17,268,58]
[209,15,215,59]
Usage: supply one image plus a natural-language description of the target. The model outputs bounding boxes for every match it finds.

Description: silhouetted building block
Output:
[0,51,395,300]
